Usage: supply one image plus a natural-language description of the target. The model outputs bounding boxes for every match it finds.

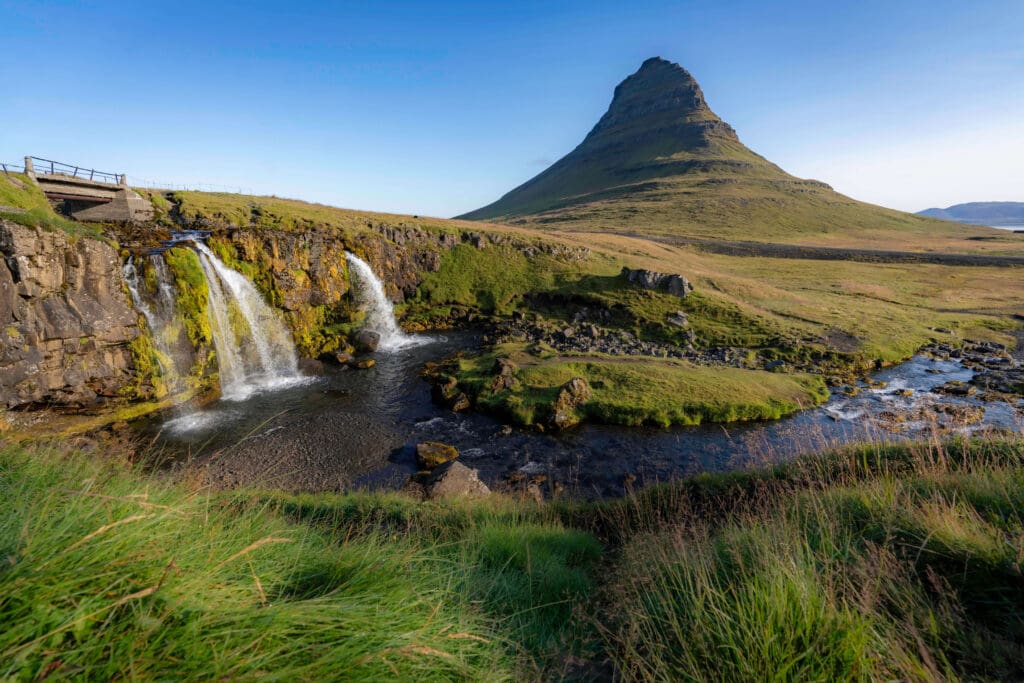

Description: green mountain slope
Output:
[458,58,999,248]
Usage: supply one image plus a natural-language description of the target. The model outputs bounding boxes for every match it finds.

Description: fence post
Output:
[23,157,36,181]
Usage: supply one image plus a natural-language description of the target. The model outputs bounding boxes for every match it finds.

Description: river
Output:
[138,331,1024,499]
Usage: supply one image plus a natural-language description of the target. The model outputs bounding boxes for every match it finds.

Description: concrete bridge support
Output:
[26,156,154,223]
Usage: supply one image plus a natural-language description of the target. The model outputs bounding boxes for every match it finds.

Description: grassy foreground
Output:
[4,436,1024,680]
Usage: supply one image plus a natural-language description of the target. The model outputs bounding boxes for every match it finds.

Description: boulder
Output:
[549,377,592,430]
[416,441,460,469]
[352,358,376,370]
[449,392,471,412]
[621,267,693,298]
[492,357,518,376]
[667,311,689,328]
[353,329,381,352]
[427,462,490,500]
[297,358,325,374]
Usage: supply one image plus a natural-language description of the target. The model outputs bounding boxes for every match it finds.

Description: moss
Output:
[447,343,829,428]
[413,243,606,315]
[123,334,169,400]
[161,247,216,381]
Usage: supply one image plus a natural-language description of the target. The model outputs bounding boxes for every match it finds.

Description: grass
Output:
[412,243,615,316]
[4,436,1024,679]
[0,445,601,680]
[160,188,1024,369]
[446,342,829,428]
[0,173,107,241]
[599,437,1024,681]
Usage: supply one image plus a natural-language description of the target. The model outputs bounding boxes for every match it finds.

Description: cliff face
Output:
[0,220,139,408]
[202,222,451,357]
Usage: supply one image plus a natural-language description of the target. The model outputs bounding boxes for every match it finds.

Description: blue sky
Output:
[1,1,1021,217]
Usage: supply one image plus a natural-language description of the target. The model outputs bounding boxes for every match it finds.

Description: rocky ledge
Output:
[0,220,139,409]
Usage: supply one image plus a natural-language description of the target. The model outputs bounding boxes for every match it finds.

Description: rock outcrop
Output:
[549,377,592,430]
[0,220,139,408]
[427,461,491,500]
[621,267,693,298]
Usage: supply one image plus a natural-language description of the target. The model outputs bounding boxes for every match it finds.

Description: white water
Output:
[192,242,305,400]
[123,256,187,393]
[345,251,425,351]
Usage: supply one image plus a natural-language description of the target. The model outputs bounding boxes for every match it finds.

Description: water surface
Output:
[141,332,1023,498]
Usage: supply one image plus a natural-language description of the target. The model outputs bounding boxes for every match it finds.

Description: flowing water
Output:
[138,332,1024,498]
[189,242,306,403]
[345,252,425,351]
[123,255,190,393]
[127,239,1023,497]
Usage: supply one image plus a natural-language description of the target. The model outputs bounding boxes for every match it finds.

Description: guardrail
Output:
[28,156,123,184]
[1,162,26,175]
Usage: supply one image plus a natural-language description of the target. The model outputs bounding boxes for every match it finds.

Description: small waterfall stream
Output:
[345,252,423,351]
[123,255,188,393]
[192,242,304,400]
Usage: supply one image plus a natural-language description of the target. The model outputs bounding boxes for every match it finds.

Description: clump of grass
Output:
[261,489,605,671]
[0,446,604,679]
[599,438,1024,681]
[449,342,829,428]
[0,446,512,679]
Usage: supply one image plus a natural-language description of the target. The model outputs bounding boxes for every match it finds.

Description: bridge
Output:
[23,156,153,223]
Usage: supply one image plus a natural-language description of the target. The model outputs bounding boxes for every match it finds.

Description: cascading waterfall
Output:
[192,241,304,400]
[345,251,423,351]
[123,255,187,393]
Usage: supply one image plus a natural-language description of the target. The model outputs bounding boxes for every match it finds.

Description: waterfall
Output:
[123,255,187,393]
[345,252,422,351]
[192,242,304,400]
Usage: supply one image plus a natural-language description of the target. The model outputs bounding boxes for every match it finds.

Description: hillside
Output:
[919,201,1024,226]
[459,58,1015,251]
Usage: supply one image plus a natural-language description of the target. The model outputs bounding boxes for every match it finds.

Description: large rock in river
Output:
[353,329,380,352]
[427,461,491,500]
[416,441,459,469]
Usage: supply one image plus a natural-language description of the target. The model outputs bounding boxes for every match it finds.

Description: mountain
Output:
[458,57,990,248]
[919,202,1024,227]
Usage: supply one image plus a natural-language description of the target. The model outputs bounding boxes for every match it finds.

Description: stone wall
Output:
[0,220,139,408]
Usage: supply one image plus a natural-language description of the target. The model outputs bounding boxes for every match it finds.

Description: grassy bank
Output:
[0,445,600,680]
[597,436,1024,681]
[439,342,830,428]
[0,172,106,240]
[3,437,1024,679]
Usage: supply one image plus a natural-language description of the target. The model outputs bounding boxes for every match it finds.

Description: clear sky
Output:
[1,1,1021,217]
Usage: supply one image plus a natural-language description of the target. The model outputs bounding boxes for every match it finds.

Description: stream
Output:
[139,332,1024,499]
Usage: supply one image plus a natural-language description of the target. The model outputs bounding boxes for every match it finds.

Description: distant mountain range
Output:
[458,57,980,247]
[918,202,1024,227]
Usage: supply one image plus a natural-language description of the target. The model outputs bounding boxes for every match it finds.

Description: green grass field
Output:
[3,436,1024,680]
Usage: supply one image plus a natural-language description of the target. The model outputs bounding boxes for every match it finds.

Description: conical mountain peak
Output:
[587,57,738,148]
[458,57,755,221]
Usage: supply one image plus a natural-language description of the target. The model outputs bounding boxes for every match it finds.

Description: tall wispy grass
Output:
[599,437,1024,681]
[0,446,599,680]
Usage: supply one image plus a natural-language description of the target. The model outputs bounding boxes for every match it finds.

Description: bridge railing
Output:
[28,157,123,184]
[1,162,26,175]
